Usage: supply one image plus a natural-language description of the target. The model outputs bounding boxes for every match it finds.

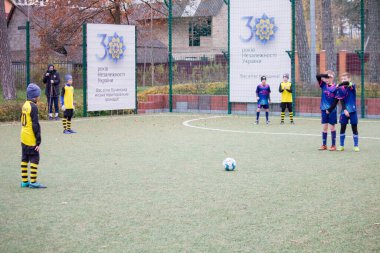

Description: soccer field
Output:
[0,114,379,253]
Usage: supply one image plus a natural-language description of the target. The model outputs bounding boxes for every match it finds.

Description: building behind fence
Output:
[8,0,380,118]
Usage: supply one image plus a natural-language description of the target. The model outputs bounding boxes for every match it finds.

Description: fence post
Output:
[291,0,296,115]
[338,50,347,75]
[135,27,138,114]
[26,21,30,87]
[360,0,365,118]
[82,23,88,117]
[167,0,173,112]
[319,50,326,73]
[226,0,231,114]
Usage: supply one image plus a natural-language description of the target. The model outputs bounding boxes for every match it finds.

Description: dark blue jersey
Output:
[256,84,271,105]
[336,83,357,113]
[320,81,337,110]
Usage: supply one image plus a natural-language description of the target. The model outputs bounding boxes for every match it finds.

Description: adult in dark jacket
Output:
[43,64,61,120]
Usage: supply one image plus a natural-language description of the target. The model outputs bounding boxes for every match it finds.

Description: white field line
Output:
[182,116,380,141]
[0,113,197,127]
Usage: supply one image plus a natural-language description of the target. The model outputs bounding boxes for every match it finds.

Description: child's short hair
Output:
[325,70,335,78]
[340,72,351,79]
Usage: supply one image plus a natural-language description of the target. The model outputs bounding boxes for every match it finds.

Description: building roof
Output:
[137,40,168,64]
[132,0,225,21]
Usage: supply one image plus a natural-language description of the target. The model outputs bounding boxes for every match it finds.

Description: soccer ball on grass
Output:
[223,158,236,171]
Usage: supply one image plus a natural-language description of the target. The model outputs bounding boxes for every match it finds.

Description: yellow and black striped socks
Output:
[21,162,28,183]
[281,112,285,123]
[67,120,71,130]
[62,118,67,130]
[30,163,38,183]
[290,112,294,122]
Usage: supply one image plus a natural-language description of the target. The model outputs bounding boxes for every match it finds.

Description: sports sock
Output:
[67,120,71,130]
[353,135,359,147]
[322,132,327,146]
[281,112,285,122]
[30,163,38,183]
[62,118,67,130]
[266,112,269,121]
[21,162,28,183]
[340,134,346,147]
[290,112,294,122]
[256,112,260,121]
[331,131,336,146]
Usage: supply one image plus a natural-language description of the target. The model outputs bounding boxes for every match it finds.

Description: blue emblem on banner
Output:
[96,32,126,63]
[253,14,278,44]
[107,33,126,63]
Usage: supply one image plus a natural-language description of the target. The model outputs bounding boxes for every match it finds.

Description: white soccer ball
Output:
[223,158,236,171]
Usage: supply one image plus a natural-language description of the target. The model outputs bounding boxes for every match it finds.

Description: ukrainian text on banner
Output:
[230,1,291,103]
[87,24,136,111]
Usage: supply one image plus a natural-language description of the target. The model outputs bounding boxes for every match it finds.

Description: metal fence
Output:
[10,0,380,118]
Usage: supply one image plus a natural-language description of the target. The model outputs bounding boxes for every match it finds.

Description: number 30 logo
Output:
[96,32,126,63]
[240,14,278,44]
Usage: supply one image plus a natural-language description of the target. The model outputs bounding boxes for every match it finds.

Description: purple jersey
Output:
[256,84,271,105]
[319,81,337,110]
[336,83,357,113]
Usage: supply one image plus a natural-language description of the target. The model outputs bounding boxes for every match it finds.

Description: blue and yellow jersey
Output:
[319,82,337,110]
[61,84,74,109]
[20,100,41,146]
[279,82,292,102]
[256,84,271,105]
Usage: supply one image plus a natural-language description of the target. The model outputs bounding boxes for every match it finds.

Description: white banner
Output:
[230,1,291,103]
[87,24,136,111]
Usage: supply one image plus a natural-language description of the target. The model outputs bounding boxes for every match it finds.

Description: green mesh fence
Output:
[7,0,380,118]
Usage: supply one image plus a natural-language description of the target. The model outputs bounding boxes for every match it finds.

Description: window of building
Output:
[189,17,212,47]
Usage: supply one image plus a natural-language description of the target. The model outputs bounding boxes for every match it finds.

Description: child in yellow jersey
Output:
[20,83,46,188]
[61,74,76,134]
[278,73,294,124]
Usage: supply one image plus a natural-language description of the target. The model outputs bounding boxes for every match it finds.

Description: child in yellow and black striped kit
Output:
[61,74,77,134]
[279,73,294,124]
[20,83,46,188]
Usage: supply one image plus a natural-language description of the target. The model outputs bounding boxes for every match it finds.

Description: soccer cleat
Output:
[21,182,29,188]
[280,121,284,125]
[290,121,295,125]
[318,145,327,150]
[48,116,53,120]
[353,146,360,152]
[266,120,270,125]
[254,120,259,125]
[68,129,77,134]
[55,117,60,121]
[29,182,47,189]
[63,130,71,134]
[329,145,337,151]
[337,146,345,151]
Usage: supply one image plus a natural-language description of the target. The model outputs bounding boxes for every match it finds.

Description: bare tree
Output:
[366,0,380,82]
[0,0,16,99]
[296,0,311,85]
[321,0,336,73]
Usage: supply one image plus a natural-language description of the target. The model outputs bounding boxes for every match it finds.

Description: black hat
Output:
[261,76,267,81]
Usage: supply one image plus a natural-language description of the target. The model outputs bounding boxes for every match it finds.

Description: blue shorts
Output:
[258,104,269,109]
[321,110,337,125]
[340,111,358,125]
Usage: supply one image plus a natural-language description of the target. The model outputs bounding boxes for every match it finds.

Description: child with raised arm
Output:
[327,72,360,151]
[316,70,338,151]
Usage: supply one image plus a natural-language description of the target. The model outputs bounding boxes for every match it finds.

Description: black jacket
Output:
[43,69,61,97]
